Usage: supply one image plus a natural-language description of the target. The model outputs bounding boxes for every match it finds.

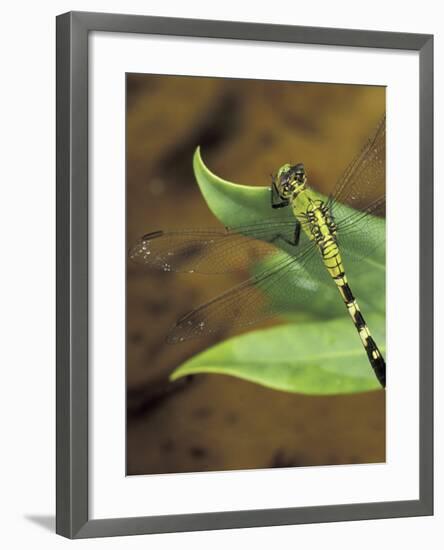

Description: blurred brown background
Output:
[126,74,385,475]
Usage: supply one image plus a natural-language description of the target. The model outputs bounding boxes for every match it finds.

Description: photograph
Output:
[125,74,386,476]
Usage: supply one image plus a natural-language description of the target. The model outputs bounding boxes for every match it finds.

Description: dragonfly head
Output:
[275,163,307,199]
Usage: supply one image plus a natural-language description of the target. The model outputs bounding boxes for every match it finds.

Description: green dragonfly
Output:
[130,116,386,388]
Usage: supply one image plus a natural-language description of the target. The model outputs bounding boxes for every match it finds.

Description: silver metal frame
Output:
[56,11,434,539]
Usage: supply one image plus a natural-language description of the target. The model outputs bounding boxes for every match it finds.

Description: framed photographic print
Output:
[56,11,434,539]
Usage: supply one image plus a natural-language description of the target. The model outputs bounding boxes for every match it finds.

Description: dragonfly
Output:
[130,116,386,388]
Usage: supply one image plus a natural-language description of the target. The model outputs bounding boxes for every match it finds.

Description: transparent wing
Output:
[129,218,300,274]
[326,115,386,269]
[331,195,385,267]
[329,115,386,217]
[167,241,329,342]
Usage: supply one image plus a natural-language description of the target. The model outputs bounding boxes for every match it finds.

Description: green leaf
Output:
[171,315,385,395]
[187,149,386,394]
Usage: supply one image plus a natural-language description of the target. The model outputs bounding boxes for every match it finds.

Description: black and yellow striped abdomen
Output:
[322,236,386,388]
[333,271,386,388]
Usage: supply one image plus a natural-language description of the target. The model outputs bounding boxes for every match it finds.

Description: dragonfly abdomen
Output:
[312,230,386,388]
[320,237,345,279]
[336,277,386,388]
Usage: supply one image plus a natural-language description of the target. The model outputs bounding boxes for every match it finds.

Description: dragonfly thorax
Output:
[275,163,307,199]
[305,200,337,244]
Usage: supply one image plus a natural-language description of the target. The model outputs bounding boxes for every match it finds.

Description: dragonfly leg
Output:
[293,222,301,245]
[269,221,301,247]
[271,180,289,209]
